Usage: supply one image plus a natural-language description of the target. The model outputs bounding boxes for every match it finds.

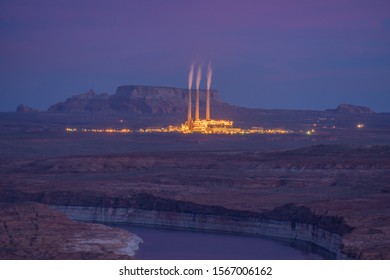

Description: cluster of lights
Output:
[65,128,131,133]
[65,126,292,135]
[65,124,364,134]
[306,129,315,135]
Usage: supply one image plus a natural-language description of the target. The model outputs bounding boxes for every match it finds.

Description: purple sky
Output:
[1,0,390,112]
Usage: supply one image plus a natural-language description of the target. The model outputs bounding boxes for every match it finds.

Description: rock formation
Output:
[16,104,39,112]
[48,86,222,113]
[327,103,374,114]
[0,202,142,259]
[46,85,377,117]
[48,89,111,112]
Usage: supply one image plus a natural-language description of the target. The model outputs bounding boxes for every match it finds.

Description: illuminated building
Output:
[183,67,239,134]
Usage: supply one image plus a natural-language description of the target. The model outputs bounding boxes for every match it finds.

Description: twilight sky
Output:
[1,0,390,112]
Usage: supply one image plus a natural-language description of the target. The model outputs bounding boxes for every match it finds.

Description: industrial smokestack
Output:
[188,64,194,127]
[195,65,202,121]
[206,90,210,121]
[206,63,213,121]
[188,89,192,126]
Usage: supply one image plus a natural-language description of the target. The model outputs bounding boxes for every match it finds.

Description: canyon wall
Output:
[0,188,353,259]
[50,204,345,259]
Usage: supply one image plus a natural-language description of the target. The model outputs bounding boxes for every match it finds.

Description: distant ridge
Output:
[47,86,222,113]
[326,104,374,114]
[17,85,377,116]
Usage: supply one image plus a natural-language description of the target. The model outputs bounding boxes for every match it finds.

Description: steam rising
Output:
[188,63,194,90]
[196,65,202,90]
[207,63,213,90]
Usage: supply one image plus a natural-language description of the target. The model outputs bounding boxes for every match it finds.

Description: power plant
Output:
[65,63,291,135]
[182,63,239,134]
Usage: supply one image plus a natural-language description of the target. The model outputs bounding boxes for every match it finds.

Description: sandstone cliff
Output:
[48,86,222,113]
[0,192,352,237]
[0,190,352,258]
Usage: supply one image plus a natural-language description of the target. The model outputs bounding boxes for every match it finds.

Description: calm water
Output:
[113,224,327,260]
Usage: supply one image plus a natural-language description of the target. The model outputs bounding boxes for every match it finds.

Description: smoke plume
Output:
[188,63,194,90]
[196,65,202,90]
[207,63,213,90]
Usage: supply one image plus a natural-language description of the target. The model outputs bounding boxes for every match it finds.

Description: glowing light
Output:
[65,125,292,135]
[357,123,364,129]
[65,128,78,132]
[65,128,132,133]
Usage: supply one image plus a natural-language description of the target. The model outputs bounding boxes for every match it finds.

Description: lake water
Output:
[113,224,328,260]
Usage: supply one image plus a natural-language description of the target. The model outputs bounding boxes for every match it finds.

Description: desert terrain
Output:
[1,87,390,259]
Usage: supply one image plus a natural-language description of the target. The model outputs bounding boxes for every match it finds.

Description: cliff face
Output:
[53,204,344,258]
[0,191,351,236]
[48,86,222,113]
[0,202,142,259]
[0,190,351,258]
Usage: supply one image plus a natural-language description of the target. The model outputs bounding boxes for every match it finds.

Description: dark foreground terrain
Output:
[0,110,389,259]
[0,202,141,259]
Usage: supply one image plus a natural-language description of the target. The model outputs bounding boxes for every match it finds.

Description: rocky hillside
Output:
[48,86,222,113]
